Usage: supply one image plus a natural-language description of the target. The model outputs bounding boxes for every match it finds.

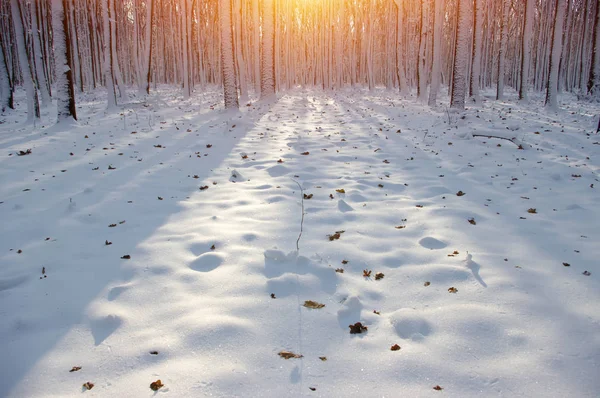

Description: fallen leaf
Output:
[309,387,316,391]
[17,149,32,156]
[157,196,163,200]
[301,152,310,155]
[150,380,164,391]
[349,322,368,334]
[108,165,116,170]
[335,268,344,273]
[17,249,22,254]
[277,159,284,163]
[416,204,423,208]
[433,385,443,391]
[279,351,303,359]
[383,159,390,164]
[210,244,216,250]
[119,220,126,224]
[105,240,112,246]
[200,186,209,190]
[328,231,345,241]
[375,272,384,280]
[468,218,476,225]
[108,224,117,228]
[448,287,458,293]
[341,260,348,264]
[82,382,94,390]
[378,184,384,188]
[121,255,131,259]
[390,344,401,351]
[329,194,334,199]
[424,281,431,286]
[149,351,159,355]
[303,193,313,199]
[319,356,327,361]
[69,366,82,372]
[303,300,325,309]
[395,225,406,229]
[527,208,537,214]
[363,269,372,277]
[206,144,212,148]
[583,270,591,276]
[563,262,570,267]
[335,189,346,193]
[456,191,466,196]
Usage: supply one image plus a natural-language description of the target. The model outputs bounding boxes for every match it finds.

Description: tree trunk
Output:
[450,0,470,109]
[546,0,566,109]
[221,0,239,109]
[260,0,275,99]
[519,0,534,101]
[588,0,600,96]
[469,0,483,102]
[496,0,509,100]
[53,0,77,121]
[428,0,443,106]
[12,0,40,121]
[103,0,117,108]
[0,41,13,111]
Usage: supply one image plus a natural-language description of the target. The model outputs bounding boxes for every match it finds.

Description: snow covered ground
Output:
[1,87,599,397]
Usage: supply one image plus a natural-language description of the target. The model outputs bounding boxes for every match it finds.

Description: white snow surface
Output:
[1,87,599,397]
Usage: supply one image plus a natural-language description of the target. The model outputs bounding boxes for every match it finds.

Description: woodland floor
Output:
[0,87,599,397]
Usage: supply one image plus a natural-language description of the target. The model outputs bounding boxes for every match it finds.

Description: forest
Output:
[1,0,599,119]
[1,1,600,397]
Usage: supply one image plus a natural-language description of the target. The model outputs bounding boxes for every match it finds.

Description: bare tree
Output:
[221,0,239,109]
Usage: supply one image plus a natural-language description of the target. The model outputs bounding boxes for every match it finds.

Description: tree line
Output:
[0,0,599,122]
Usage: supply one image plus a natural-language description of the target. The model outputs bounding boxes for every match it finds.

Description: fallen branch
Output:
[291,179,304,252]
[472,134,523,149]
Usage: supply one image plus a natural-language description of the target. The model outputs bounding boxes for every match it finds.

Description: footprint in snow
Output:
[189,252,225,272]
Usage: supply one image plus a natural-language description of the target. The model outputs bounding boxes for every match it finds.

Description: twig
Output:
[291,179,304,252]
[472,134,522,148]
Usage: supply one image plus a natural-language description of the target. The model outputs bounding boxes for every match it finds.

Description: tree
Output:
[260,0,275,99]
[102,0,117,108]
[221,0,238,109]
[0,41,13,111]
[469,0,483,102]
[428,0,443,106]
[496,0,509,100]
[546,0,566,109]
[145,0,155,95]
[11,0,40,121]
[519,0,534,101]
[588,0,600,97]
[53,0,77,121]
[450,0,470,109]
[417,0,430,102]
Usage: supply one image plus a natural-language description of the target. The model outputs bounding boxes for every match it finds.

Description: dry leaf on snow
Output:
[448,287,458,293]
[390,344,401,351]
[303,300,325,309]
[279,351,303,359]
[82,382,94,390]
[349,322,368,334]
[150,380,164,391]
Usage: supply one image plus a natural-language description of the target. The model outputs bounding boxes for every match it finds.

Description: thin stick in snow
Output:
[291,179,304,252]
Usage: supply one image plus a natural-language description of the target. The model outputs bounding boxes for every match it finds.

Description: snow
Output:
[1,86,599,397]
